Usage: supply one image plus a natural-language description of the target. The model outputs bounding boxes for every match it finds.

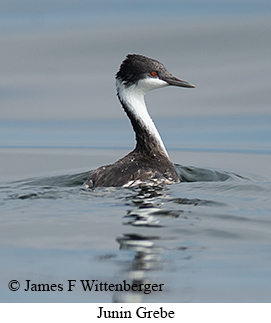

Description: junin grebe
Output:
[85,54,195,188]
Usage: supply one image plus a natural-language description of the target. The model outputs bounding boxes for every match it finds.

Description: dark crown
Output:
[116,54,167,86]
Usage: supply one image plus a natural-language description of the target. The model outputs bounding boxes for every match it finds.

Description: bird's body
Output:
[86,147,178,188]
[85,54,194,188]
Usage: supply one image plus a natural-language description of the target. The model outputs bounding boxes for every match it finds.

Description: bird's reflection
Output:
[113,185,176,303]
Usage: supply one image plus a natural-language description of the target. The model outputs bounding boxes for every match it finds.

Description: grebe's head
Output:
[116,54,195,94]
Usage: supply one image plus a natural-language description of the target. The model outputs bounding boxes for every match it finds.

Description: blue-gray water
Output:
[1,1,271,303]
[1,144,271,302]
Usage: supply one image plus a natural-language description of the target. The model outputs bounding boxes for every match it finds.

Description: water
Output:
[1,0,271,32]
[1,1,271,303]
[1,143,271,302]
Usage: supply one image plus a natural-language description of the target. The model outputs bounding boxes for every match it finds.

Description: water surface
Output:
[1,142,271,302]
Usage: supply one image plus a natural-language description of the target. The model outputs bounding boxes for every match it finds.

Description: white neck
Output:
[116,78,169,157]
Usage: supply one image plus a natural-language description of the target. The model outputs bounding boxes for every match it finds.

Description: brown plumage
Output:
[85,54,195,188]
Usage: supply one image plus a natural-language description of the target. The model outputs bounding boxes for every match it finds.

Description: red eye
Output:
[150,71,158,77]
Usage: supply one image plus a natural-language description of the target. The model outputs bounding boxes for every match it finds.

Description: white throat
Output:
[116,77,169,157]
